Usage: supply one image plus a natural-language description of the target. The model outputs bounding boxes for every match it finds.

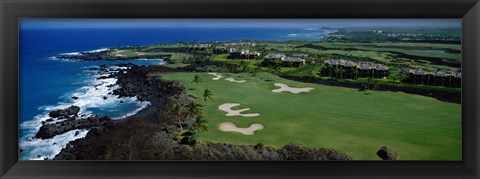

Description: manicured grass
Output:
[109,49,138,57]
[164,62,189,68]
[315,42,461,51]
[159,72,461,160]
[312,42,461,60]
[164,53,193,68]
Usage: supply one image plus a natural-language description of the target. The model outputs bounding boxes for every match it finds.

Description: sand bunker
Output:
[272,83,314,94]
[219,122,264,135]
[218,103,260,117]
[225,77,246,83]
[208,73,223,80]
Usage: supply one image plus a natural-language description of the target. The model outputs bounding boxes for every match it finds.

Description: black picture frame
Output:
[1,0,479,178]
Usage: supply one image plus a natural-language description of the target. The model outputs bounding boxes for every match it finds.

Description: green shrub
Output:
[254,143,264,149]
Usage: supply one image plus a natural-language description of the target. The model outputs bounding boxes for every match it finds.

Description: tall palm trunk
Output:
[197,128,201,143]
[178,117,183,132]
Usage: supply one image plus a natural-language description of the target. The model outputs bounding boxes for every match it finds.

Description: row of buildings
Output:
[187,44,211,51]
[185,44,461,88]
[319,59,461,88]
[228,49,261,59]
[213,42,256,54]
[401,68,461,88]
[320,59,390,79]
[262,53,306,67]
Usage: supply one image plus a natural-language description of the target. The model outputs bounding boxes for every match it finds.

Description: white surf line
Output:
[208,73,223,80]
[225,77,246,83]
[219,122,264,135]
[271,83,314,94]
[218,103,260,117]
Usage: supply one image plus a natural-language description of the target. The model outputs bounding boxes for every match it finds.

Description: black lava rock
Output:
[35,115,110,139]
[376,146,398,160]
[48,106,80,118]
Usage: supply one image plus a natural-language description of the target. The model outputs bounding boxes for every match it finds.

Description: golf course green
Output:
[159,72,461,160]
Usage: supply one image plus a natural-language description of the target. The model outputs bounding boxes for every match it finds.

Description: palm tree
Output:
[203,89,213,106]
[327,66,333,77]
[366,77,373,90]
[353,69,359,79]
[191,115,208,143]
[253,63,262,76]
[274,65,281,75]
[334,67,341,79]
[271,65,282,82]
[318,65,326,77]
[191,74,202,88]
[171,104,185,132]
[239,60,248,72]
[186,101,203,120]
[339,68,346,79]
[366,77,378,90]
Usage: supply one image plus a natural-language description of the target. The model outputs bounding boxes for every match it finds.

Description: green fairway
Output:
[159,72,461,160]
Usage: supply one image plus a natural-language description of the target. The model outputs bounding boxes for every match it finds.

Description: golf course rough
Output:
[159,72,461,160]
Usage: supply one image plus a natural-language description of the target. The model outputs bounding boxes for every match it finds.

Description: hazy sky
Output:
[21,19,461,29]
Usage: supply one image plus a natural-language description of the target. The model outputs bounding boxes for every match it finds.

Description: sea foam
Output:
[19,64,150,160]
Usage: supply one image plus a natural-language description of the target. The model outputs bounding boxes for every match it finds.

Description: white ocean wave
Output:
[85,48,109,53]
[19,129,89,160]
[48,56,77,62]
[59,52,82,56]
[20,64,149,160]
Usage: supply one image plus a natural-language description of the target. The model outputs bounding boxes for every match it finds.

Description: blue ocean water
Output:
[19,27,330,160]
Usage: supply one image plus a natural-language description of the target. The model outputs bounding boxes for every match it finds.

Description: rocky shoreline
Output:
[56,49,171,61]
[35,113,110,139]
[52,63,353,160]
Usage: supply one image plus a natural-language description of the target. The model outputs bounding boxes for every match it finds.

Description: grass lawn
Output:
[310,42,461,60]
[159,72,461,160]
[315,42,461,51]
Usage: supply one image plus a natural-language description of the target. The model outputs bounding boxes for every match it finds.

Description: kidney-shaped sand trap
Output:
[208,73,223,80]
[219,122,264,135]
[218,103,260,117]
[272,83,314,94]
[225,77,246,83]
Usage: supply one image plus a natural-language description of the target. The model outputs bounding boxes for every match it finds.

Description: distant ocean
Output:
[19,27,331,160]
